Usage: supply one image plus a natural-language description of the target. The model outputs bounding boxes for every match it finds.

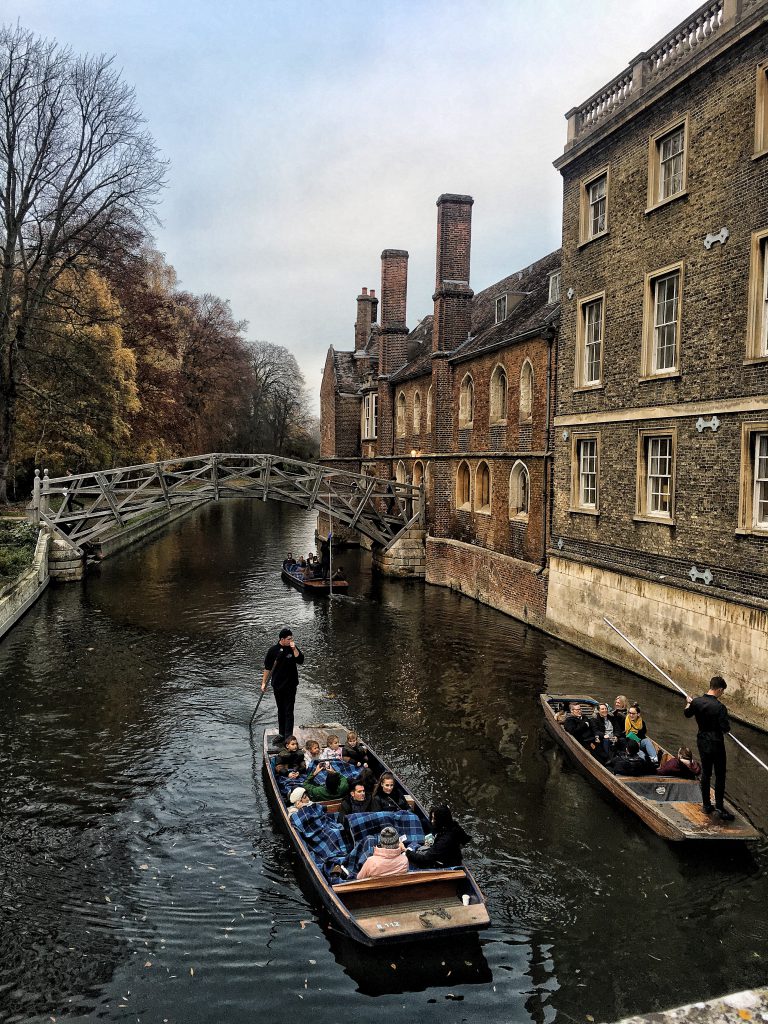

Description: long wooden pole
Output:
[604,617,768,773]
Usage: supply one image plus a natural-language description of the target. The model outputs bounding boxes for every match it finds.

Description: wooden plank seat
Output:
[332,868,464,894]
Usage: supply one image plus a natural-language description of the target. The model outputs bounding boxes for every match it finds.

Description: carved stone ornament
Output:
[689,565,713,585]
[695,415,720,433]
[703,227,729,250]
[566,287,575,299]
[557,538,564,550]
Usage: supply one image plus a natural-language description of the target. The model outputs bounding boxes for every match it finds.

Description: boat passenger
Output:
[625,705,659,767]
[338,781,372,827]
[564,702,598,751]
[610,739,648,777]
[405,806,469,869]
[303,765,350,802]
[287,787,313,816]
[609,695,629,737]
[282,552,296,570]
[275,735,305,778]
[319,734,344,761]
[371,772,409,813]
[296,556,306,568]
[657,746,701,778]
[356,826,409,880]
[332,566,346,581]
[304,739,321,768]
[342,731,368,768]
[591,702,617,755]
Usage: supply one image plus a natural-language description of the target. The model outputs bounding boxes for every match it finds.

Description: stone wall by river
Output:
[0,499,766,1024]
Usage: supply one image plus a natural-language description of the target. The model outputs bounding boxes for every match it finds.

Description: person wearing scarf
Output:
[625,705,658,766]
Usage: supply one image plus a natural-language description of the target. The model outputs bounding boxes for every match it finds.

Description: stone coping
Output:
[0,530,50,640]
[609,987,768,1023]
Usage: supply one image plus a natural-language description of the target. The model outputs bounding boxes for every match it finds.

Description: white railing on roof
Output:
[565,0,762,149]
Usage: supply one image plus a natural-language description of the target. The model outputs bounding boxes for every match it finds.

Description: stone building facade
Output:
[320,194,560,627]
[549,0,768,709]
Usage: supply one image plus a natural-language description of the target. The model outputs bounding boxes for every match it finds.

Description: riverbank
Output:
[613,987,768,1024]
[0,525,49,640]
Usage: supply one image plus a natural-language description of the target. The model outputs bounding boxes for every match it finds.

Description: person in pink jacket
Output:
[355,826,409,880]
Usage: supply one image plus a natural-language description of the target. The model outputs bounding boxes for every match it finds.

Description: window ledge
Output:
[645,189,688,215]
[457,503,471,512]
[475,507,492,517]
[751,148,768,162]
[577,229,609,250]
[518,416,533,425]
[632,513,675,527]
[490,418,508,427]
[458,421,474,429]
[735,527,768,537]
[743,355,768,366]
[573,383,604,393]
[509,512,529,523]
[568,506,600,517]
[638,370,680,382]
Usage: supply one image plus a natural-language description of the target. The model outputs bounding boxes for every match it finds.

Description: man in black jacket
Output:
[261,628,305,744]
[564,702,596,749]
[684,675,734,821]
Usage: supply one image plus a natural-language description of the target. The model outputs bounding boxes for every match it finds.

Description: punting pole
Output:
[604,617,768,774]
[249,687,267,730]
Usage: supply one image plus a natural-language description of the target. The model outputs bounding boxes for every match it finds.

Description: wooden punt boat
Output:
[281,567,349,595]
[262,721,491,945]
[541,694,759,841]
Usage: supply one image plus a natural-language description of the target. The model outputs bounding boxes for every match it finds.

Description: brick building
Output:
[320,194,561,627]
[548,0,768,708]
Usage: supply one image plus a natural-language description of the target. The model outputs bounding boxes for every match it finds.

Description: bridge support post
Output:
[48,537,86,581]
[372,528,426,578]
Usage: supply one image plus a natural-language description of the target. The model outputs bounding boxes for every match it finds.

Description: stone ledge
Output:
[0,530,50,639]
[609,987,768,1024]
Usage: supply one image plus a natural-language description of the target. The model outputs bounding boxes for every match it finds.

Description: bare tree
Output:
[0,24,166,500]
[244,340,314,456]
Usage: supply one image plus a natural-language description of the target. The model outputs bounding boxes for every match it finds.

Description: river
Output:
[1,499,766,1023]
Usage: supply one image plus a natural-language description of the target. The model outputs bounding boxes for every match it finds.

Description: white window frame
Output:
[362,392,378,440]
[495,294,508,324]
[575,292,604,389]
[413,391,422,434]
[579,167,609,244]
[738,423,768,534]
[548,271,561,304]
[746,230,768,361]
[459,375,474,426]
[647,117,688,211]
[396,392,406,437]
[571,434,599,512]
[636,428,676,524]
[642,263,683,378]
[754,432,768,529]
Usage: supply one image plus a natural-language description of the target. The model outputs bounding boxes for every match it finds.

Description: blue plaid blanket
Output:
[346,810,425,847]
[307,758,361,783]
[291,804,349,880]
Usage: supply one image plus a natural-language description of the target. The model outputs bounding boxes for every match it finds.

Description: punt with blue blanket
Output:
[281,566,349,596]
[262,721,490,945]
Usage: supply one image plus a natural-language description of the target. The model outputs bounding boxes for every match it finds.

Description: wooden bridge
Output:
[31,454,424,556]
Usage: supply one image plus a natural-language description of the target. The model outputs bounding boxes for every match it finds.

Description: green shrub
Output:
[0,520,37,581]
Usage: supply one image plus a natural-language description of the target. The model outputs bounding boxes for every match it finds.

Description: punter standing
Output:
[684,675,734,821]
[262,627,304,744]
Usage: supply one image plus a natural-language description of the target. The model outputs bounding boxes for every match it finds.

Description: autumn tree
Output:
[0,24,166,500]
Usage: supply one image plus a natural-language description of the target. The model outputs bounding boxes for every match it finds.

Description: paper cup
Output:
[461,894,471,907]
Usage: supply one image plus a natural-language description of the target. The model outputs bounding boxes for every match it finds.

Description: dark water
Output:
[1,500,767,1024]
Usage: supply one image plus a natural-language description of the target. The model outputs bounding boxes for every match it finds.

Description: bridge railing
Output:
[31,453,424,555]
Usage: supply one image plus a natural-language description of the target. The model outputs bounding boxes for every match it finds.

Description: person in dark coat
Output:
[261,627,305,744]
[338,781,372,828]
[406,806,470,869]
[371,772,409,812]
[564,702,598,752]
[609,695,629,738]
[274,735,304,778]
[684,675,734,820]
[610,739,648,776]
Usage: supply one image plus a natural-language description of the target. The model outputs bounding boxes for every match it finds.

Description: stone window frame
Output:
[413,390,422,434]
[578,165,609,246]
[489,364,508,424]
[548,271,561,305]
[458,373,474,427]
[745,227,768,363]
[361,392,378,440]
[426,385,433,433]
[754,60,768,160]
[412,460,424,490]
[634,426,677,526]
[569,431,601,516]
[641,262,684,380]
[495,293,508,324]
[508,460,529,522]
[575,291,605,390]
[737,422,768,536]
[475,460,492,515]
[519,359,534,423]
[647,115,689,213]
[456,460,471,510]
[396,391,407,438]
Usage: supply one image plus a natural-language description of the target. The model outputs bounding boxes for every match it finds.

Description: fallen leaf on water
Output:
[190,968,194,976]
[737,1012,752,1021]
[586,1016,595,1022]
[309,959,316,965]
[139,864,149,870]
[144,962,152,968]
[390,963,397,970]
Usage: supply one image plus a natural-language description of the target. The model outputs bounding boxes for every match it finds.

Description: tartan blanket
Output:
[307,758,361,783]
[271,758,361,800]
[291,804,349,880]
[346,810,425,848]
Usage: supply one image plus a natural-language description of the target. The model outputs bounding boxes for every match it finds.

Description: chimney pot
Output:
[362,287,368,295]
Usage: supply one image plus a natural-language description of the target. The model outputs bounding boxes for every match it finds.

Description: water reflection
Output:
[0,499,766,1024]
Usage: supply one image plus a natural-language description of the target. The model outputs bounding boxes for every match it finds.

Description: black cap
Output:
[279,627,293,639]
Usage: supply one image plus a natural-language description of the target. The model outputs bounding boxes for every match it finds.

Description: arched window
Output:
[476,461,491,513]
[459,374,474,426]
[490,365,508,423]
[424,462,432,499]
[413,391,422,434]
[396,392,406,437]
[509,461,530,519]
[426,385,433,433]
[456,461,471,509]
[395,460,407,484]
[413,461,424,488]
[520,360,534,424]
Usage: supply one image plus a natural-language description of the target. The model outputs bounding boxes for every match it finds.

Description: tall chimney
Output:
[432,194,474,353]
[354,287,378,352]
[378,249,409,375]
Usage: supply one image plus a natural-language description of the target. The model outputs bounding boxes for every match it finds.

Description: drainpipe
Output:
[542,325,556,568]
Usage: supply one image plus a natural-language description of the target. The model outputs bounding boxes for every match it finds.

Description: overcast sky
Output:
[6,0,697,410]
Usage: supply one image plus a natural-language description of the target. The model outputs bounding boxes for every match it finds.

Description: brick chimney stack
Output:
[432,194,474,353]
[378,249,409,376]
[354,287,378,352]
